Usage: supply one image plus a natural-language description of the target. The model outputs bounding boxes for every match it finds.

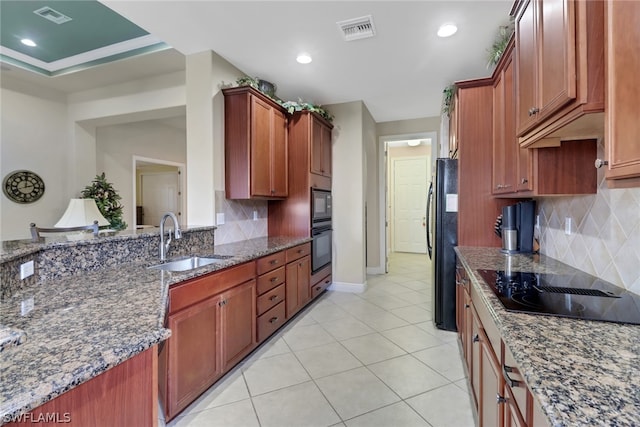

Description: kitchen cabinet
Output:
[448,91,459,158]
[285,243,311,318]
[268,110,334,236]
[256,251,287,343]
[513,0,604,147]
[159,262,256,421]
[311,263,332,299]
[311,115,332,178]
[603,0,640,186]
[456,260,551,427]
[224,86,288,199]
[492,36,597,197]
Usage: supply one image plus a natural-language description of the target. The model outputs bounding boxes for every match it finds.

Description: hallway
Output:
[164,252,475,426]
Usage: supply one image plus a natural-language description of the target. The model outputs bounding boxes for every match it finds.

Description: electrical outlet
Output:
[20,260,34,280]
[536,215,540,228]
[21,297,34,316]
[216,213,225,225]
[565,217,572,235]
[253,210,258,221]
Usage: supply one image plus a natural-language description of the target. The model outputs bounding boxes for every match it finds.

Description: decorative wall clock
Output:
[2,170,45,204]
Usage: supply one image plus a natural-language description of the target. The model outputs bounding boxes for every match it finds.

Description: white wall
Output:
[0,87,71,240]
[328,101,367,290]
[96,120,186,228]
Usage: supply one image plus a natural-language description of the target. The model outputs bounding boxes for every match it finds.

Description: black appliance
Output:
[477,268,640,325]
[311,189,332,273]
[311,189,332,225]
[500,200,536,254]
[427,158,458,331]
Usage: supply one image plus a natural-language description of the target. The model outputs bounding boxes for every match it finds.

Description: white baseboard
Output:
[366,266,385,275]
[328,281,367,294]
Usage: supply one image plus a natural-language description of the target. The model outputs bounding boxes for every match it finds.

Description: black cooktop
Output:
[477,269,640,325]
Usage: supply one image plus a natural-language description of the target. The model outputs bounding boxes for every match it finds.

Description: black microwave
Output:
[311,189,332,225]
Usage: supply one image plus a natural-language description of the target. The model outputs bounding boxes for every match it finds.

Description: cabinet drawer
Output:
[169,262,255,314]
[471,282,501,357]
[256,251,286,275]
[311,274,332,298]
[257,284,285,316]
[257,301,286,342]
[285,243,311,263]
[503,342,528,418]
[257,266,285,295]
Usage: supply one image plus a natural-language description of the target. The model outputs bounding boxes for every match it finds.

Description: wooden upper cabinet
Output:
[310,114,332,178]
[604,0,640,185]
[513,0,604,147]
[448,92,460,158]
[224,86,288,199]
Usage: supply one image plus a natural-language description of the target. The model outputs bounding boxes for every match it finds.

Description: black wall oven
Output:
[311,189,332,272]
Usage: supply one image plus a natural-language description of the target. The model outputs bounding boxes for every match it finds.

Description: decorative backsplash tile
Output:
[214,191,268,244]
[537,141,640,293]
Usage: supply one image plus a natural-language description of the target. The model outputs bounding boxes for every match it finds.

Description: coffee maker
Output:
[500,200,536,254]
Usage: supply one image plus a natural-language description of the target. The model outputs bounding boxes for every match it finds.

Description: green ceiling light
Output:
[20,39,36,47]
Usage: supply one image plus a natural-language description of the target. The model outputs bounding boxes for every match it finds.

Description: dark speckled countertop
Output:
[0,234,310,423]
[455,246,640,427]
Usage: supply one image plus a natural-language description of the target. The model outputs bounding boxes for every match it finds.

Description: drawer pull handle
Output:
[496,394,507,404]
[316,286,321,291]
[269,295,278,301]
[594,159,609,169]
[269,316,279,324]
[270,277,278,282]
[465,304,470,309]
[472,334,479,343]
[297,249,304,253]
[503,365,521,388]
[324,279,330,284]
[270,260,279,265]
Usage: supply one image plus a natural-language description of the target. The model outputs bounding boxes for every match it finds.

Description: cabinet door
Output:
[311,118,323,175]
[605,0,640,182]
[537,0,576,119]
[516,0,538,135]
[470,303,481,409]
[220,280,256,371]
[166,296,221,418]
[271,108,288,196]
[321,123,332,177]
[516,145,533,192]
[493,53,518,194]
[480,329,503,427]
[251,96,274,197]
[449,93,459,157]
[285,255,311,318]
[504,386,527,427]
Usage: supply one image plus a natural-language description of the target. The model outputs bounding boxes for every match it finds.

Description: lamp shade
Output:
[55,199,110,228]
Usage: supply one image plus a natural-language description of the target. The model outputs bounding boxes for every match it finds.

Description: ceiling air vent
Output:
[33,7,72,25]
[337,15,376,41]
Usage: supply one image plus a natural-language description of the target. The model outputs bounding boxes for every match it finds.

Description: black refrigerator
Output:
[427,158,458,331]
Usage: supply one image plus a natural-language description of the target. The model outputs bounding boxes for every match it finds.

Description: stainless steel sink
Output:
[148,255,231,272]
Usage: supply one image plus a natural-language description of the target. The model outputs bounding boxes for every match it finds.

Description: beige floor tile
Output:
[415,321,459,343]
[252,381,340,427]
[406,383,475,427]
[242,352,310,396]
[321,316,375,340]
[168,399,259,427]
[315,367,400,420]
[182,369,249,412]
[294,341,362,378]
[340,333,407,365]
[365,294,414,310]
[368,354,450,398]
[412,343,466,382]
[344,401,431,427]
[308,301,352,323]
[351,310,410,332]
[282,322,337,351]
[381,325,445,353]
[390,305,432,323]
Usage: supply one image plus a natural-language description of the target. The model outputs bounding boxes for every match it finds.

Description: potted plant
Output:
[81,172,127,230]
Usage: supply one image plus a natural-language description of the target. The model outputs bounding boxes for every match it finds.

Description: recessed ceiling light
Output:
[21,38,37,47]
[296,53,312,64]
[407,140,421,147]
[437,23,458,38]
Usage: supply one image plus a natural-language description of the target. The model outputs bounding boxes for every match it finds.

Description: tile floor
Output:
[162,252,475,427]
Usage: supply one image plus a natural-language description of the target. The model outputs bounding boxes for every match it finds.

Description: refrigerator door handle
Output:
[426,181,434,259]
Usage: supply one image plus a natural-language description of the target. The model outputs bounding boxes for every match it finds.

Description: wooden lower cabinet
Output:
[504,386,527,427]
[480,329,503,427]
[285,255,310,318]
[220,280,257,371]
[5,348,158,427]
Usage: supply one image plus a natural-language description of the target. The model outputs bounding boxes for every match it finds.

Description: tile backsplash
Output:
[214,191,268,244]
[537,142,640,293]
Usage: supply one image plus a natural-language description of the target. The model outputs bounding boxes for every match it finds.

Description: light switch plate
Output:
[216,213,225,225]
[565,217,572,235]
[21,297,34,316]
[20,260,34,280]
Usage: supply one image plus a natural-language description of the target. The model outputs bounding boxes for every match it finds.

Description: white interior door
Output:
[140,171,180,226]
[393,157,428,253]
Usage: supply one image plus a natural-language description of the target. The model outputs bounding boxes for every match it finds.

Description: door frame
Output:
[374,131,437,274]
[132,156,186,227]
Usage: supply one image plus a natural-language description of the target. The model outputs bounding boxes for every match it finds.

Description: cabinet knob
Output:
[595,159,609,169]
[496,184,503,189]
[269,295,278,301]
[271,189,275,194]
[465,304,470,309]
[270,277,278,282]
[269,316,279,324]
[528,107,539,116]
[316,286,321,291]
[270,260,278,265]
[472,334,479,343]
[521,178,528,184]
[496,394,507,404]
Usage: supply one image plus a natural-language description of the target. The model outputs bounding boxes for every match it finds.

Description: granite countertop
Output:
[0,235,310,422]
[455,246,640,426]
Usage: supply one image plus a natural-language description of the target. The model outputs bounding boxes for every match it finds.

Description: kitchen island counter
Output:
[455,246,640,426]
[0,233,310,423]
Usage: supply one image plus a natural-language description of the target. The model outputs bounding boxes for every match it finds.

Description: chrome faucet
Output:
[159,212,182,262]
